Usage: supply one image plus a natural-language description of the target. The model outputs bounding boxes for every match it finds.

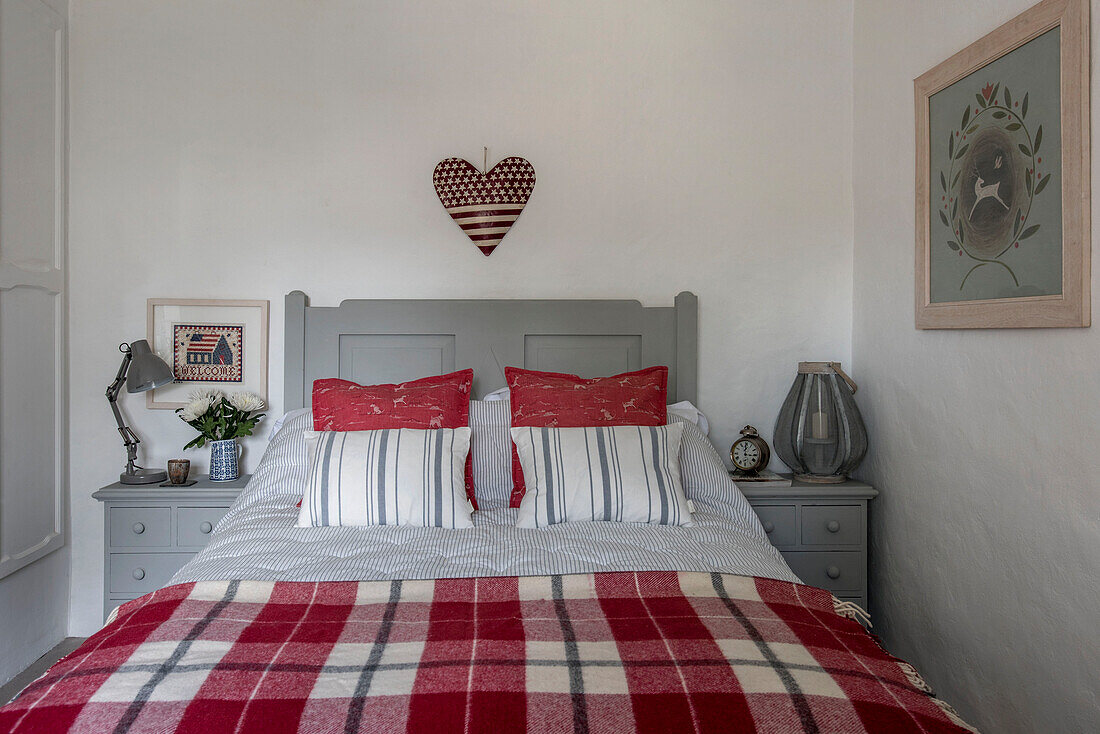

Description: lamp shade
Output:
[125,339,174,393]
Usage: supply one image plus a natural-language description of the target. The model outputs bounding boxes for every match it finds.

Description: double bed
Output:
[0,292,975,733]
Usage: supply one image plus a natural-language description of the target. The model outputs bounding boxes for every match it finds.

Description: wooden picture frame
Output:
[146,299,269,409]
[915,0,1089,328]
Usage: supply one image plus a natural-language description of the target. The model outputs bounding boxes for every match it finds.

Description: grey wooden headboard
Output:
[283,291,698,409]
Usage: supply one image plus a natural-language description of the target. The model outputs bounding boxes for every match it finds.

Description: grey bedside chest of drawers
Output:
[92,475,249,621]
[737,477,877,613]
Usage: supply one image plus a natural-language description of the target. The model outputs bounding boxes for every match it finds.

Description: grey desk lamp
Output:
[106,339,174,484]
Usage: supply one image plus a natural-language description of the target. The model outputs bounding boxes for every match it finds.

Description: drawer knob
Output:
[132,568,146,580]
[826,565,841,580]
[826,520,840,533]
[132,522,145,534]
[762,521,775,533]
[199,521,213,534]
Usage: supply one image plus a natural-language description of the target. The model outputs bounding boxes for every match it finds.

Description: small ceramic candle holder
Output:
[167,459,191,485]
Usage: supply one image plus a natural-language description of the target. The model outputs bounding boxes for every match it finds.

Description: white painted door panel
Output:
[0,0,67,580]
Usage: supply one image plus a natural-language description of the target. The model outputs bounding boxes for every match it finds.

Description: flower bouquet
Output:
[176,389,266,481]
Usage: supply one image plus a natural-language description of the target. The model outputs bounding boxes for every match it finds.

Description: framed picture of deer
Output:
[915,0,1089,328]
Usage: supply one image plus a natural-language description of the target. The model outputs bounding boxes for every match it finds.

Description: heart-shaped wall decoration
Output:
[433,156,535,256]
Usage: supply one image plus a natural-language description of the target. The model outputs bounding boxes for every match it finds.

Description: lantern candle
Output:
[811,383,829,439]
[811,410,829,440]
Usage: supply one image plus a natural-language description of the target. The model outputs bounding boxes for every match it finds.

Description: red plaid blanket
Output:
[0,573,974,733]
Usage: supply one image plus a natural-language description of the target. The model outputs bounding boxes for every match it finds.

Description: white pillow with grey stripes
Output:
[296,428,474,529]
[468,400,747,512]
[274,401,750,516]
[511,423,694,528]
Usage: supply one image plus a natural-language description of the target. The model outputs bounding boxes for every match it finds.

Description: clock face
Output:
[732,439,762,470]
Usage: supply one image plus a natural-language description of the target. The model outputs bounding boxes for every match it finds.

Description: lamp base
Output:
[794,473,849,484]
[120,467,168,485]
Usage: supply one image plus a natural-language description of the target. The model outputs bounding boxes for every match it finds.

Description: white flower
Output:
[179,396,213,422]
[188,387,222,403]
[228,391,265,413]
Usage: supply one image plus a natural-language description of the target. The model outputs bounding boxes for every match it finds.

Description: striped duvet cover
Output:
[170,408,800,586]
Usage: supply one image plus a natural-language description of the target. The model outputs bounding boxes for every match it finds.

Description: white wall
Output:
[853,1,1100,731]
[66,0,854,633]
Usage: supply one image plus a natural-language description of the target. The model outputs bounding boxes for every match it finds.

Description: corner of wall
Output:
[850,1,1100,730]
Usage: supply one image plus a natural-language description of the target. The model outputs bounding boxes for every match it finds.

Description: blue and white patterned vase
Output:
[209,438,240,482]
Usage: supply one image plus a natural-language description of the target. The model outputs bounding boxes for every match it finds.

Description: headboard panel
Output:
[284,291,698,409]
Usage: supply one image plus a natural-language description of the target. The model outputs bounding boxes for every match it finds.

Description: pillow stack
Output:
[297,365,696,530]
[505,366,693,528]
[505,366,669,507]
[312,370,476,506]
[297,370,475,529]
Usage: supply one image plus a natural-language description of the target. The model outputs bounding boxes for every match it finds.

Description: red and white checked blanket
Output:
[0,572,975,733]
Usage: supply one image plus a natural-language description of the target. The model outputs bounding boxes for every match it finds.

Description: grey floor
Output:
[0,637,85,705]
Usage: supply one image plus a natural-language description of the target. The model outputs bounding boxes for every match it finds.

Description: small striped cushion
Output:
[468,400,513,509]
[511,423,693,529]
[297,428,473,529]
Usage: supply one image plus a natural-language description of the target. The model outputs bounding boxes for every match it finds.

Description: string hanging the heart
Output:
[433,155,536,256]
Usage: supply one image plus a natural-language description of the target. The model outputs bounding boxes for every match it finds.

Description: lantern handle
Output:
[828,362,858,394]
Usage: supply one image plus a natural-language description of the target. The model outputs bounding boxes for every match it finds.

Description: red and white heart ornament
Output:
[433,155,536,256]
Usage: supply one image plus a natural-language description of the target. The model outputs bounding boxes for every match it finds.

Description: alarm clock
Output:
[730,425,771,475]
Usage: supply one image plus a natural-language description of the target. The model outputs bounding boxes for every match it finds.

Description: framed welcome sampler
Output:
[146,299,269,409]
[915,0,1090,328]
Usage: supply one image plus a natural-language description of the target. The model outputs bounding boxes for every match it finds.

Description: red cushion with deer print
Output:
[311,370,477,508]
[505,366,669,507]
